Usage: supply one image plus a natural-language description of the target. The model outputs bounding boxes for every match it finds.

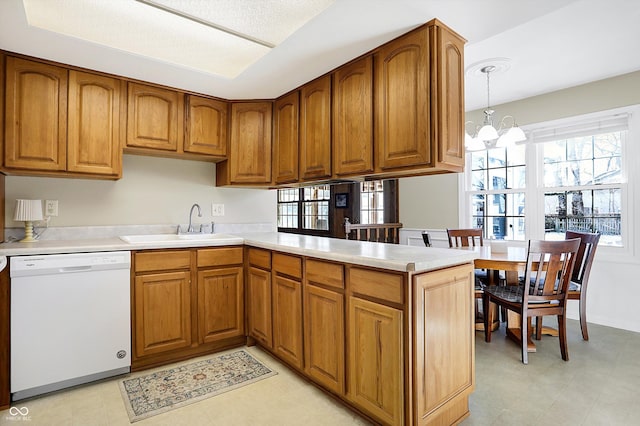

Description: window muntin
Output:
[360,180,384,224]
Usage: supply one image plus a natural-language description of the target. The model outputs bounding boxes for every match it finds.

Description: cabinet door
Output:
[229,102,272,183]
[300,75,331,180]
[247,266,272,347]
[197,267,244,344]
[272,275,303,369]
[347,296,403,426]
[67,70,123,176]
[185,95,228,156]
[4,57,67,171]
[127,82,184,151]
[304,283,344,394]
[413,264,474,424]
[333,56,373,177]
[430,23,465,170]
[374,26,431,171]
[134,271,191,358]
[273,91,299,184]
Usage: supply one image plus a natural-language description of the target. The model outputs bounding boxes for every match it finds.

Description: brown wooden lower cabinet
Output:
[131,247,244,370]
[303,258,345,395]
[303,283,345,394]
[272,275,304,369]
[197,267,244,344]
[347,296,404,425]
[246,266,273,348]
[247,250,474,426]
[134,271,192,357]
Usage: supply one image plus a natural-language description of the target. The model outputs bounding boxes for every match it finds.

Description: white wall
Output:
[400,70,640,333]
[5,155,277,229]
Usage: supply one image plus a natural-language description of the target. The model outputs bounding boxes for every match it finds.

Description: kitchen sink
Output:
[119,233,242,245]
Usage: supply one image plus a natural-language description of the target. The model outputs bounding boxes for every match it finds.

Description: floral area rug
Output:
[119,349,277,422]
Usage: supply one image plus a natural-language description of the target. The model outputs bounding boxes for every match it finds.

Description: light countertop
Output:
[0,232,477,273]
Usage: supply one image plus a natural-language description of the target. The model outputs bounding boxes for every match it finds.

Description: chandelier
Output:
[465,65,526,151]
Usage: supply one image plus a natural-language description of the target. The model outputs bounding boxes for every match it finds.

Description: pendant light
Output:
[466,64,526,151]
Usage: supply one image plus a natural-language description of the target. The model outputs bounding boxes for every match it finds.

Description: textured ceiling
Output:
[1,0,639,110]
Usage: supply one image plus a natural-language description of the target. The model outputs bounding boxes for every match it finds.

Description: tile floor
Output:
[2,319,639,426]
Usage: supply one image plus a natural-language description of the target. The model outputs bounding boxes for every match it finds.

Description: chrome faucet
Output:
[187,203,202,233]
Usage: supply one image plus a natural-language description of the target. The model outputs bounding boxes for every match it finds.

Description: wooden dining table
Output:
[457,245,543,352]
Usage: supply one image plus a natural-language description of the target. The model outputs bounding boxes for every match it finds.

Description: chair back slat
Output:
[565,231,600,285]
[446,228,484,248]
[523,239,581,304]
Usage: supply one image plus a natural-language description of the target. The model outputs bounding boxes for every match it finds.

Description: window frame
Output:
[459,105,638,263]
[277,185,331,236]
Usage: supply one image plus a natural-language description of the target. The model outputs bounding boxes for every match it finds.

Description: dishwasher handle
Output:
[59,265,93,273]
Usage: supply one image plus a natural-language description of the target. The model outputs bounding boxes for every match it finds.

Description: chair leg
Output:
[521,314,528,364]
[579,293,589,341]
[483,294,493,343]
[535,316,542,340]
[558,314,569,361]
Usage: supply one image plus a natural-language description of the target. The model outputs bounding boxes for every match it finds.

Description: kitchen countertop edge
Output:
[0,232,478,273]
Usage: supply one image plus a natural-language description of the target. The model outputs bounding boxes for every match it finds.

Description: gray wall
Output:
[5,155,277,229]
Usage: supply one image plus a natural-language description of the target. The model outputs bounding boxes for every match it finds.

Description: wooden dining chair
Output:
[564,230,601,340]
[483,238,581,364]
[446,228,483,248]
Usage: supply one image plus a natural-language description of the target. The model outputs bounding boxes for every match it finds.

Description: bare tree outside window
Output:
[543,132,623,245]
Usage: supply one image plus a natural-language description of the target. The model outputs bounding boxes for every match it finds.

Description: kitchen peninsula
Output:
[0,232,476,425]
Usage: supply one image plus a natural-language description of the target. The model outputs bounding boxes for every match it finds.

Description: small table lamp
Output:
[14,199,44,242]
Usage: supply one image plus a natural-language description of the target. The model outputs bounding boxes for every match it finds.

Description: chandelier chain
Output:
[486,68,491,109]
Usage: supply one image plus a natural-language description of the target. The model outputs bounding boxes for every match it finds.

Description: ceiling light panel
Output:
[22,0,333,78]
[146,0,335,45]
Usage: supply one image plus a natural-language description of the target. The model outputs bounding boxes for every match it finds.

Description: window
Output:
[469,145,526,240]
[277,188,299,229]
[462,108,633,249]
[277,184,330,233]
[360,181,385,224]
[542,132,623,245]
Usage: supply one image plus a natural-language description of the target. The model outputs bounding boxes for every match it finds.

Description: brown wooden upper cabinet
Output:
[4,56,123,178]
[216,102,272,185]
[67,71,124,176]
[185,95,228,157]
[332,56,373,177]
[299,75,332,181]
[430,21,466,170]
[4,57,67,172]
[374,20,465,176]
[272,91,299,185]
[126,82,184,152]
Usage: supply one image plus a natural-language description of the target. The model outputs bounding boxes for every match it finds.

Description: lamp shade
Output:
[477,124,499,141]
[14,199,44,222]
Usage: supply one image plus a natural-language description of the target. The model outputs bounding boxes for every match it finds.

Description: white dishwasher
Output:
[10,251,131,401]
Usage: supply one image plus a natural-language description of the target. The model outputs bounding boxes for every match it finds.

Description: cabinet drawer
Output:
[248,248,271,270]
[306,259,344,290]
[197,247,243,267]
[273,253,302,279]
[349,267,404,305]
[135,250,191,273]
